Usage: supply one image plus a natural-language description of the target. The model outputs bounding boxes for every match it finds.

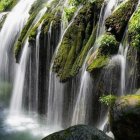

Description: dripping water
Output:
[47,6,83,129]
[0,0,36,83]
[10,39,30,115]
[9,5,47,115]
[71,0,122,126]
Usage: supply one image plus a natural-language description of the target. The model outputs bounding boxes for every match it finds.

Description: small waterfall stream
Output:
[0,0,36,82]
[47,5,83,129]
[9,6,47,115]
[10,39,30,115]
[71,0,122,126]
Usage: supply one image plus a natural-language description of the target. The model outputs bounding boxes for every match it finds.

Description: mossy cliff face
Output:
[14,0,47,62]
[87,33,119,73]
[128,7,140,51]
[110,94,140,140]
[0,0,17,12]
[52,0,104,82]
[105,0,138,41]
[14,0,60,62]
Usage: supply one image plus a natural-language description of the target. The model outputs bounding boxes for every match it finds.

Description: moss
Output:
[87,55,109,73]
[14,0,58,62]
[86,33,119,73]
[98,33,119,55]
[0,0,17,12]
[105,0,138,41]
[53,0,104,82]
[128,7,140,51]
[14,11,39,62]
[70,25,97,77]
[99,95,117,106]
[110,94,140,140]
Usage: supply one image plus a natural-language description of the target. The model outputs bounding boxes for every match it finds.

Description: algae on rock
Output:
[53,0,104,82]
[105,0,138,41]
[87,33,119,73]
[0,0,17,12]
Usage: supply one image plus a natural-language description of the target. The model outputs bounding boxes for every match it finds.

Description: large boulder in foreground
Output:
[110,94,140,140]
[42,125,112,140]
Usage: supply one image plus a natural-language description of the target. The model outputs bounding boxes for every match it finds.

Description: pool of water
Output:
[0,109,62,140]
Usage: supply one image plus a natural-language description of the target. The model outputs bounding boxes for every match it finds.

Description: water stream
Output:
[71,0,122,126]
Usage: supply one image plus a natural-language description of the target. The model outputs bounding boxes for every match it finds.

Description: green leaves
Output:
[99,95,117,106]
[0,0,17,12]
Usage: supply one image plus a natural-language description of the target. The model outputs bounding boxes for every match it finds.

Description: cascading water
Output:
[47,5,82,128]
[10,39,30,115]
[9,6,47,115]
[0,0,140,139]
[71,0,122,126]
[0,0,36,83]
[110,35,129,96]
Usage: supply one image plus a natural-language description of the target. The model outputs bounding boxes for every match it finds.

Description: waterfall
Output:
[0,0,36,82]
[10,39,30,115]
[110,33,129,96]
[71,63,92,125]
[47,6,82,128]
[9,7,47,115]
[97,0,120,37]
[71,0,123,126]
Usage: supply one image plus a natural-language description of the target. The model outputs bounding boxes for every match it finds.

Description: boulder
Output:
[110,94,140,140]
[42,125,113,140]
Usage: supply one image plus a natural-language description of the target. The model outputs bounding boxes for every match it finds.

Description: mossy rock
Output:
[0,0,17,12]
[14,0,60,62]
[87,55,109,73]
[87,33,119,73]
[42,125,113,140]
[53,0,104,82]
[110,94,140,140]
[128,6,140,51]
[14,11,39,62]
[98,33,119,56]
[105,0,138,41]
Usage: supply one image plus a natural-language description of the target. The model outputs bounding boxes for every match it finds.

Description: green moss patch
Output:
[128,7,140,51]
[87,55,109,73]
[52,0,104,82]
[105,0,138,41]
[98,33,119,55]
[0,0,17,12]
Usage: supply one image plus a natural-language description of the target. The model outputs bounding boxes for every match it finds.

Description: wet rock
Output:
[42,125,113,140]
[110,94,140,140]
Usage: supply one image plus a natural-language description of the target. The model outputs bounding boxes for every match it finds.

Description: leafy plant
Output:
[0,0,17,12]
[69,0,85,6]
[99,95,117,106]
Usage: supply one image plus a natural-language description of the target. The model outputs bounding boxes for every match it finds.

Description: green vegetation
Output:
[70,25,97,77]
[128,7,140,51]
[99,95,117,106]
[105,0,138,41]
[98,33,119,55]
[87,33,119,73]
[14,12,39,62]
[0,0,17,12]
[52,0,104,82]
[87,55,109,73]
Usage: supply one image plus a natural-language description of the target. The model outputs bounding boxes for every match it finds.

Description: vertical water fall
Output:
[9,6,47,115]
[10,39,30,115]
[47,6,82,128]
[0,0,36,83]
[71,0,123,126]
